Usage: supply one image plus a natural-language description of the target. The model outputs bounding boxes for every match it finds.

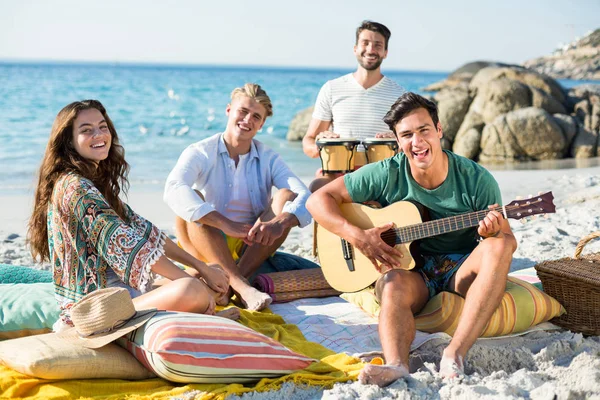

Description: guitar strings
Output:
[377,201,546,243]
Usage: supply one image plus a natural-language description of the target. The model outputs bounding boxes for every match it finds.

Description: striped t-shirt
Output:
[312,73,405,140]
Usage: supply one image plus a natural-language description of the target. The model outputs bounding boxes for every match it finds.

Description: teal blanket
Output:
[0,264,52,284]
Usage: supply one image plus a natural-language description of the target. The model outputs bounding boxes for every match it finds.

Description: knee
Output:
[376,270,412,301]
[308,179,322,193]
[175,277,211,312]
[481,235,516,260]
[174,216,189,238]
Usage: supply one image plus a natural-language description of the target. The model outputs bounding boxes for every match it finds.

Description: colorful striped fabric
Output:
[121,312,314,383]
[342,276,565,337]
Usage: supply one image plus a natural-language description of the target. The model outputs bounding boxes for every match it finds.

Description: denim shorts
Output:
[418,253,470,298]
[249,251,320,283]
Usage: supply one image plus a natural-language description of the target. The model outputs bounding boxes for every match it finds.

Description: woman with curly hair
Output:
[28,100,236,330]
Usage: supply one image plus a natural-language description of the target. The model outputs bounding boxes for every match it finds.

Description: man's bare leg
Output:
[175,217,272,311]
[308,172,341,193]
[442,236,515,378]
[237,189,296,278]
[359,270,429,387]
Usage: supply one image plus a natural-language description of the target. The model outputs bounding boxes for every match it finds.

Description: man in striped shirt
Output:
[303,20,405,192]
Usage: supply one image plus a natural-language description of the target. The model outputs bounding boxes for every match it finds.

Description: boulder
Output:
[531,87,567,115]
[552,114,578,155]
[469,67,566,105]
[434,86,472,143]
[422,61,517,91]
[570,85,600,136]
[453,109,484,156]
[469,78,532,124]
[452,127,482,159]
[286,107,314,141]
[479,108,567,162]
[571,122,599,158]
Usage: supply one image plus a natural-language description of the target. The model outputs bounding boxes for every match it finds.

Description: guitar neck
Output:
[394,207,500,244]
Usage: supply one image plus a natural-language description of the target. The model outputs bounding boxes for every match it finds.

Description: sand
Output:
[2,164,600,399]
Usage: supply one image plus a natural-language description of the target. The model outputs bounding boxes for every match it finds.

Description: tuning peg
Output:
[543,214,550,219]
[528,194,533,199]
[520,218,527,224]
[538,191,544,195]
[515,196,523,200]
[529,215,538,221]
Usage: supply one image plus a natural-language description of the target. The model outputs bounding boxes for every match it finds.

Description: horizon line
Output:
[0,58,451,75]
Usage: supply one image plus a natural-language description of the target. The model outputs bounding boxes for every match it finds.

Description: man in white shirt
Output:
[303,20,405,191]
[164,83,315,311]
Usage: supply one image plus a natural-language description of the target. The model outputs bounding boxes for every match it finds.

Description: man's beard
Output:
[357,53,383,71]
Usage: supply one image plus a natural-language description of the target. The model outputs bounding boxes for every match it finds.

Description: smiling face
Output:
[395,107,444,172]
[354,29,388,71]
[71,108,112,164]
[224,95,267,144]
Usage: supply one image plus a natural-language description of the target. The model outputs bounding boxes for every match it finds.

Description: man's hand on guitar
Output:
[350,222,403,273]
[478,204,504,239]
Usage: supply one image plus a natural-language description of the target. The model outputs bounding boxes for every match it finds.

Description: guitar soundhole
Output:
[380,228,397,247]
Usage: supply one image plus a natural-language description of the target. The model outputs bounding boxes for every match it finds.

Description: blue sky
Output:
[1,0,598,72]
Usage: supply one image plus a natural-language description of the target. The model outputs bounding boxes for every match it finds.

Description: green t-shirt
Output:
[344,150,502,255]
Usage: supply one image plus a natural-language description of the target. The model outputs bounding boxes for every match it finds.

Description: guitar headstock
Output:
[504,191,556,220]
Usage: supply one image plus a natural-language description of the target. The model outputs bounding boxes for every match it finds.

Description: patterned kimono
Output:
[48,173,166,326]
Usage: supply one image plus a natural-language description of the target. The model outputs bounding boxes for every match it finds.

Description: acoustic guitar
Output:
[316,192,555,293]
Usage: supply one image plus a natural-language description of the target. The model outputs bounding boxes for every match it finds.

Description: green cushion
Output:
[0,283,60,340]
[0,264,52,284]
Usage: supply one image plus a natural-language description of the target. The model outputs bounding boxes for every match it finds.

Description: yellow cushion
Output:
[0,333,155,380]
[341,276,566,337]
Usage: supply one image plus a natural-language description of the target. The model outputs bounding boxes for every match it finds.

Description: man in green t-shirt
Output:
[307,92,517,386]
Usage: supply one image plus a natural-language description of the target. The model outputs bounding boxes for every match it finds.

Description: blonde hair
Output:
[230,83,273,118]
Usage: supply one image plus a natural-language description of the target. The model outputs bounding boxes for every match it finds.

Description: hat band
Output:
[77,309,155,338]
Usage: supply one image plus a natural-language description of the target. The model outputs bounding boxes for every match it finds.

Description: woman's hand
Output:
[198,262,230,295]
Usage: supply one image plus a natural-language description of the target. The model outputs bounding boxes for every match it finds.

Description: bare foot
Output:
[439,353,464,379]
[236,286,272,311]
[216,308,241,321]
[358,364,409,387]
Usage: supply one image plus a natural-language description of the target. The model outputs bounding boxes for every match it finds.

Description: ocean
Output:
[0,62,595,195]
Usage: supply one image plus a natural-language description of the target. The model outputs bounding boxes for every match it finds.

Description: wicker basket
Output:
[534,232,600,336]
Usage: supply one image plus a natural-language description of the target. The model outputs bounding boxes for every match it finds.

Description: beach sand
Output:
[2,165,600,399]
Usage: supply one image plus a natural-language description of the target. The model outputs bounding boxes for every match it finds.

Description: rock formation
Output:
[524,29,600,81]
[286,106,314,141]
[429,63,599,163]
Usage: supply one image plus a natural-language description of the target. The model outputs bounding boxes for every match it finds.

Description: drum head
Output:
[316,138,360,146]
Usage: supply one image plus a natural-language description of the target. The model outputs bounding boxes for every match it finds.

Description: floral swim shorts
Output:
[418,253,470,298]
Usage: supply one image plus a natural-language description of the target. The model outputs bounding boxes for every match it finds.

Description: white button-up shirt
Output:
[164,133,312,228]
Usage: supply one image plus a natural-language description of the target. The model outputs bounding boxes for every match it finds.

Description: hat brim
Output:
[57,309,157,349]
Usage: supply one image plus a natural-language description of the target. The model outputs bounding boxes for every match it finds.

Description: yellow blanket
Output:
[0,307,364,399]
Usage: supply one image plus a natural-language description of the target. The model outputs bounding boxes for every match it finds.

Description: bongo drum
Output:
[363,138,399,164]
[316,138,359,174]
[354,143,368,168]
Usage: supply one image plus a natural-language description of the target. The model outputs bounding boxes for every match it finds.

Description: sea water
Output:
[0,62,595,194]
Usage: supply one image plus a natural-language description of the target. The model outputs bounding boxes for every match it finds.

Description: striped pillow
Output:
[342,276,565,337]
[120,311,314,383]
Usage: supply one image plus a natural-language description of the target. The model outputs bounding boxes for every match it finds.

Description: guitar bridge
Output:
[341,238,355,272]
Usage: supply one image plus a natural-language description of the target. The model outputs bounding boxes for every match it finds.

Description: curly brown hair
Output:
[28,100,130,262]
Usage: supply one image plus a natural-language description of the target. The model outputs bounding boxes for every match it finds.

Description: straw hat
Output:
[57,287,157,349]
